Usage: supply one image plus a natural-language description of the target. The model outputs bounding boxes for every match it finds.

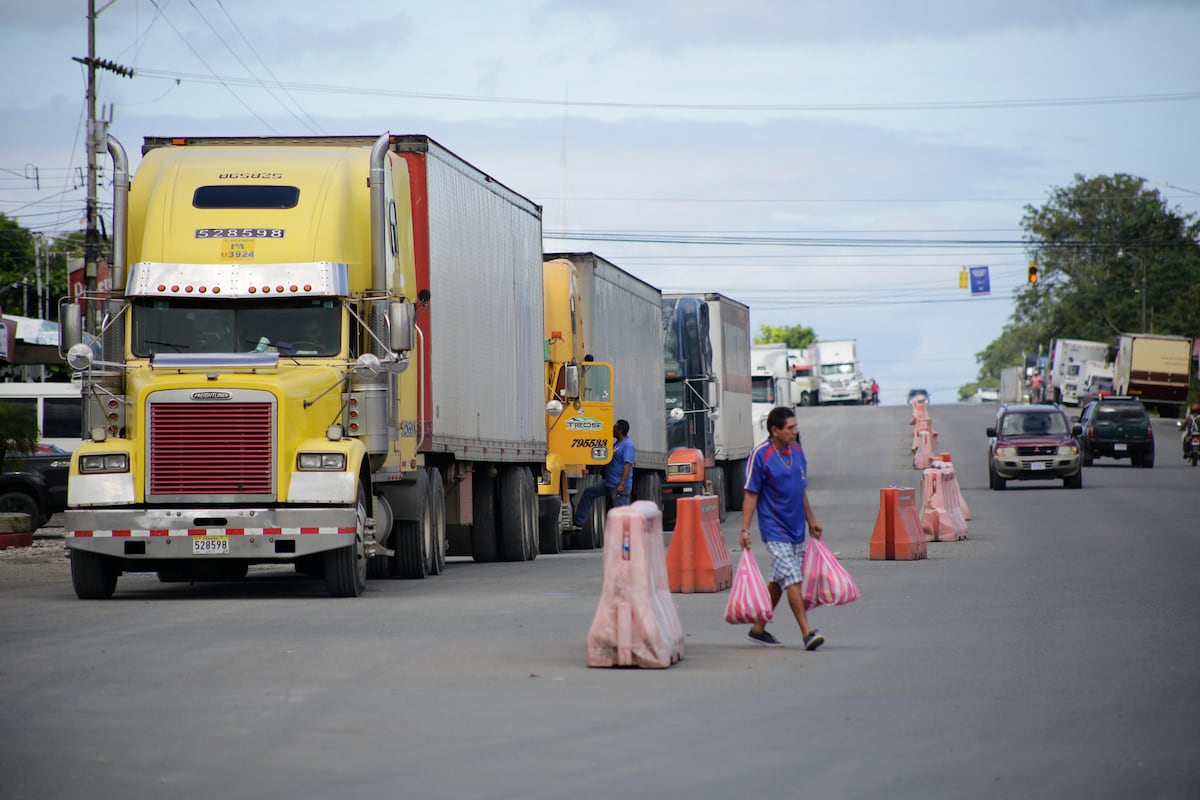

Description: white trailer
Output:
[787,347,817,406]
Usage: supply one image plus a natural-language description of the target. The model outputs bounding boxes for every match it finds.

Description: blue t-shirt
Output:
[744,438,808,544]
[605,437,635,492]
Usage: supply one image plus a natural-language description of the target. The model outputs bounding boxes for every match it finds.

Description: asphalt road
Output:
[1,403,1197,799]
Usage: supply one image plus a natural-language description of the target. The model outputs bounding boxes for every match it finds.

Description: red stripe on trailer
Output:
[74,531,93,537]
[337,526,356,534]
[226,528,245,535]
[300,527,320,534]
[112,530,131,537]
[150,530,169,536]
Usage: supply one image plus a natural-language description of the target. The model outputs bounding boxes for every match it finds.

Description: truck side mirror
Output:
[60,302,82,350]
[564,365,580,401]
[389,301,415,352]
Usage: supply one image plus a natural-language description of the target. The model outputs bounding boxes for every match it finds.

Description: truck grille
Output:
[149,403,274,498]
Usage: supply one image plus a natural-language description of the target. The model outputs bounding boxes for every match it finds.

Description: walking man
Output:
[573,419,635,527]
[739,405,825,650]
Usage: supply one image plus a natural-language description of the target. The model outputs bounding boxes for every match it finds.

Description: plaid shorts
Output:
[764,540,806,589]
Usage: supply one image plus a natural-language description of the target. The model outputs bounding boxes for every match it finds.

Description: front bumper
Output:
[992,455,1081,481]
[64,506,359,562]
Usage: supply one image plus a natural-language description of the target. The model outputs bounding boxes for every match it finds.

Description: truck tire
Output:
[471,466,500,563]
[71,549,118,599]
[324,485,368,597]
[392,470,431,579]
[427,467,447,575]
[499,466,536,562]
[367,491,394,579]
[633,472,662,511]
[538,494,563,555]
[724,460,745,512]
[579,474,607,550]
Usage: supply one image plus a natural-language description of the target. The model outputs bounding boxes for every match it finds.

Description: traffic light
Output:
[1028,259,1038,284]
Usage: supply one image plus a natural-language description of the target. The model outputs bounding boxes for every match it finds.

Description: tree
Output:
[0,213,76,322]
[754,323,816,349]
[965,174,1200,399]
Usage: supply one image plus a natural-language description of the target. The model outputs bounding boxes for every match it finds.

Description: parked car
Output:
[986,404,1083,490]
[1078,377,1114,407]
[1075,396,1154,468]
[0,450,71,530]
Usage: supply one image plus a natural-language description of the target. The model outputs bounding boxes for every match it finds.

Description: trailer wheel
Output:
[393,470,431,579]
[427,467,447,575]
[633,473,662,511]
[325,485,368,597]
[471,466,500,562]
[724,460,745,512]
[709,468,728,523]
[71,550,118,599]
[500,466,536,562]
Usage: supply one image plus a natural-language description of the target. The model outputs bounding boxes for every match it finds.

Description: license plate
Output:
[1191,438,1200,446]
[1114,443,1127,451]
[1030,462,1046,471]
[192,536,230,555]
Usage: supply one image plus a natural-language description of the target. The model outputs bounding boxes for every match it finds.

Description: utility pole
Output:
[74,0,132,334]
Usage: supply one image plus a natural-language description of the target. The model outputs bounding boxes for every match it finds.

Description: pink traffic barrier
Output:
[913,429,936,470]
[920,468,968,542]
[587,501,686,669]
[934,457,971,520]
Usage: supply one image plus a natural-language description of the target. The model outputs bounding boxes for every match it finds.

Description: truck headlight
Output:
[297,452,347,471]
[80,453,130,473]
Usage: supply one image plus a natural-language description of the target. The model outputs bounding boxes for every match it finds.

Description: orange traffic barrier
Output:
[935,456,971,520]
[869,487,928,561]
[587,501,685,668]
[920,468,968,542]
[665,494,732,593]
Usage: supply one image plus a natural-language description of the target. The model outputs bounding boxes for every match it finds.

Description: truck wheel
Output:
[71,550,118,599]
[392,469,431,579]
[471,466,500,562]
[538,494,563,555]
[709,468,728,523]
[499,466,535,562]
[799,392,811,407]
[579,474,607,550]
[427,467,447,574]
[325,485,368,597]
[724,461,745,511]
[0,491,40,528]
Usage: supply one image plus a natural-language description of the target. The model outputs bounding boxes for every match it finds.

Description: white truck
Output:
[787,347,817,406]
[814,339,863,405]
[1000,366,1023,405]
[1076,360,1115,405]
[1048,339,1109,405]
[1114,333,1193,417]
[751,344,793,438]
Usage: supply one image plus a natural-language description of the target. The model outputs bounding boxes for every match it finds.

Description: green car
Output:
[1076,397,1155,468]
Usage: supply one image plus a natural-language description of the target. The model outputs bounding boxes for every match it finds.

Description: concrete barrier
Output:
[869,487,928,561]
[935,455,971,520]
[920,468,969,542]
[665,494,732,593]
[587,501,685,669]
[0,513,33,550]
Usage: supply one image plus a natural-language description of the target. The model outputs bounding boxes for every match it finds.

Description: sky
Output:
[2,0,1198,404]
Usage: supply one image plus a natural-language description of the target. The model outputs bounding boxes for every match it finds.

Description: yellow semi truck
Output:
[61,134,546,598]
[538,253,667,552]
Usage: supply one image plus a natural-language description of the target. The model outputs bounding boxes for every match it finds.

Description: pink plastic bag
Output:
[724,548,774,625]
[802,537,860,610]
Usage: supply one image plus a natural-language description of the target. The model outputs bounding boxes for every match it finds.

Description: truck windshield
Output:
[821,363,854,376]
[752,376,776,403]
[130,297,341,357]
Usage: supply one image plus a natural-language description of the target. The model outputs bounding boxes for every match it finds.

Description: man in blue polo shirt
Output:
[572,419,635,528]
[738,405,825,650]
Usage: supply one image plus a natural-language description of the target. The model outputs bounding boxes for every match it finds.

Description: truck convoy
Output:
[661,293,753,523]
[751,343,792,437]
[538,253,666,552]
[60,133,547,599]
[1113,333,1193,417]
[814,338,864,405]
[786,347,817,407]
[1047,338,1109,405]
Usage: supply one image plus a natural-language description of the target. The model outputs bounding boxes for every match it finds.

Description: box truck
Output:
[814,339,863,405]
[786,347,817,407]
[1113,333,1193,417]
[751,343,793,437]
[538,253,666,551]
[60,133,546,598]
[1048,339,1109,405]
